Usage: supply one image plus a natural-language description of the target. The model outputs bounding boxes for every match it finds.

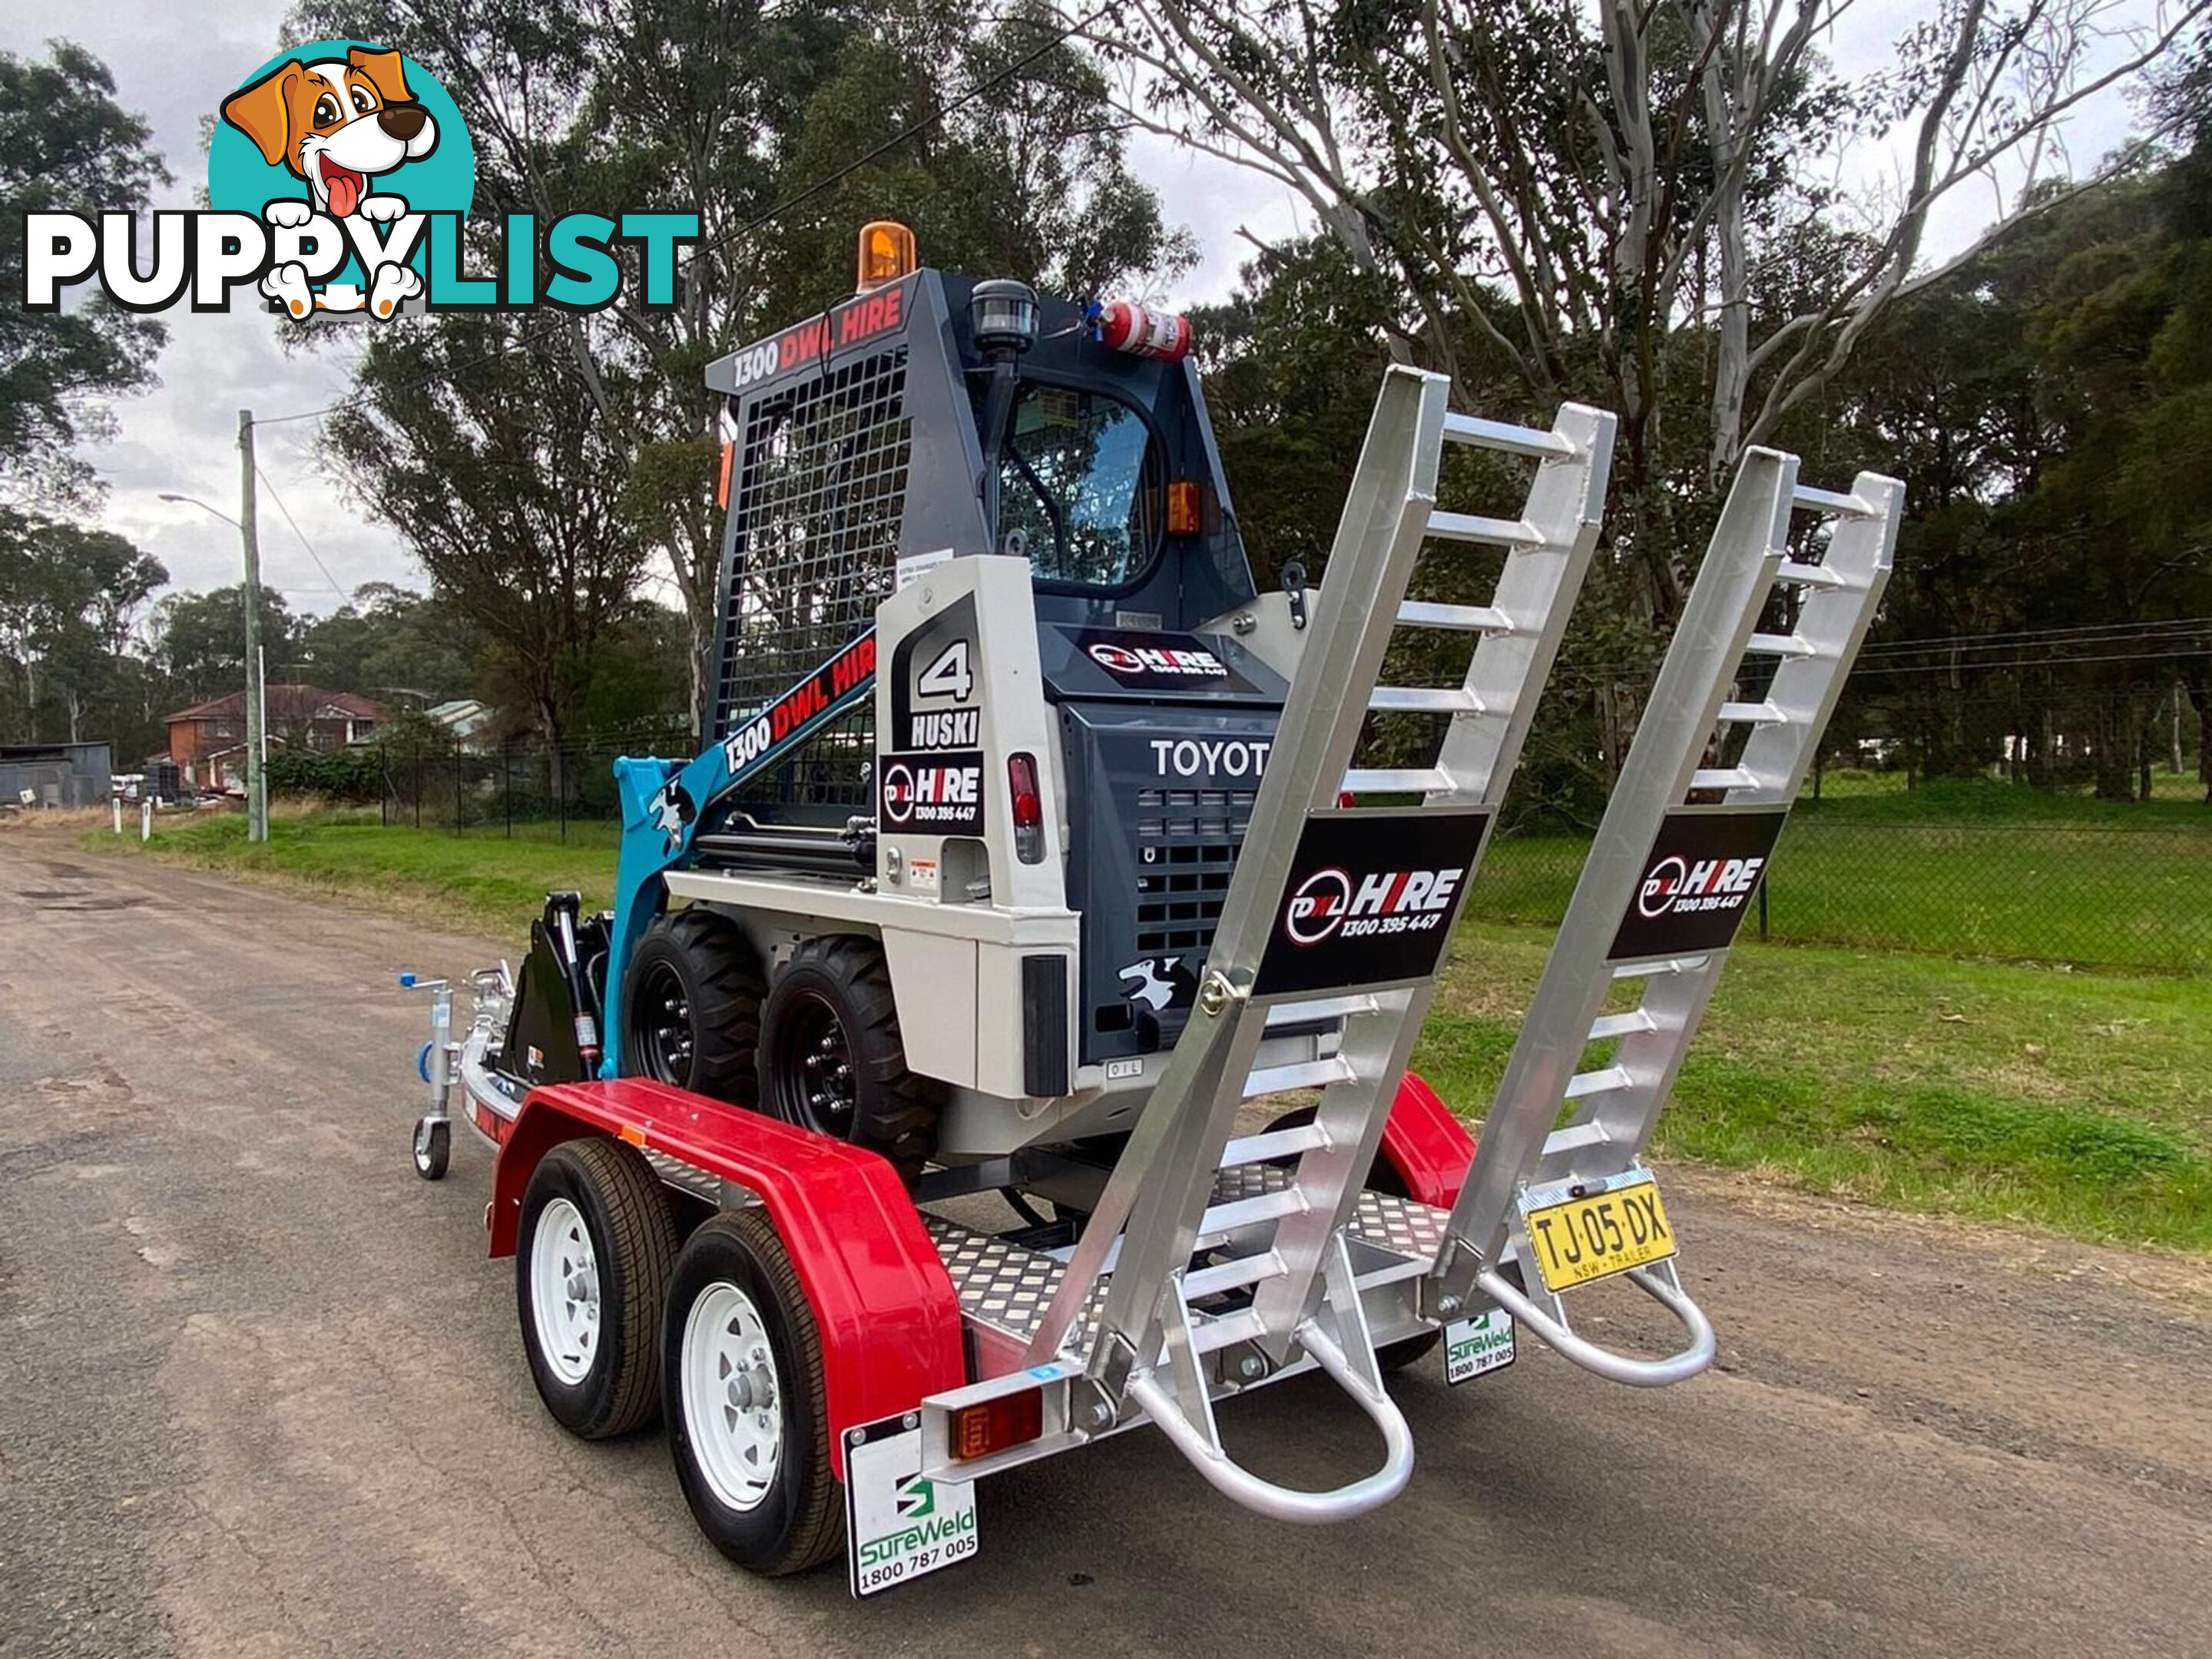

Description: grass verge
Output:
[86,810,2212,1254]
[88,809,619,935]
[1419,923,2212,1253]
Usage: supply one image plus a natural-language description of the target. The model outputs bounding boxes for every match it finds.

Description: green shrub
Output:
[265,746,384,802]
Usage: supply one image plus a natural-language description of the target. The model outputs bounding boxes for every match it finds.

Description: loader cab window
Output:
[997,384,1162,588]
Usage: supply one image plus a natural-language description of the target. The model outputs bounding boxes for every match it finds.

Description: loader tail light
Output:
[952,1389,1044,1461]
[1167,480,1202,536]
[717,439,734,509]
[1008,753,1044,864]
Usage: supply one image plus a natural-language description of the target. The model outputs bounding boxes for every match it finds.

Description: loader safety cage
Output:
[403,350,1901,1594]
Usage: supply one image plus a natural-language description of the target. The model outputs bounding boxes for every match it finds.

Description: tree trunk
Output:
[2091,690,2134,801]
[538,694,567,806]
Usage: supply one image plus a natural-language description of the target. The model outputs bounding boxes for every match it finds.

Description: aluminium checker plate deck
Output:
[925,1171,1453,1350]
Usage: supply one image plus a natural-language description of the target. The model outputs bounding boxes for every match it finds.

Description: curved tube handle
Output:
[1478,1263,1715,1388]
[1125,1321,1415,1525]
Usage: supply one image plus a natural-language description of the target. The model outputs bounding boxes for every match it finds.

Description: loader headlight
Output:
[970,279,1038,356]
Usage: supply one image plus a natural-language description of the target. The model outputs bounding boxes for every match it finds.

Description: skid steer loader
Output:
[402,222,1903,1593]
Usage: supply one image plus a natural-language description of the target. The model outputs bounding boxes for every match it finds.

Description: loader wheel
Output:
[757,936,939,1180]
[517,1137,679,1439]
[664,1211,843,1576]
[624,908,765,1106]
[1264,1106,1442,1373]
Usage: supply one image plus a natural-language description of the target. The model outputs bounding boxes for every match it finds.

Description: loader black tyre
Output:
[516,1137,680,1439]
[624,908,765,1107]
[1264,1106,1442,1373]
[757,935,939,1180]
[663,1211,844,1576]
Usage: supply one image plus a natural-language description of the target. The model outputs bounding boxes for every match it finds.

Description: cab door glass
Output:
[998,386,1162,587]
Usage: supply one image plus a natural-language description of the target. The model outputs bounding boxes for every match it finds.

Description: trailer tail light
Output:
[951,1388,1044,1461]
[856,220,917,292]
[1167,480,1202,536]
[1008,753,1044,863]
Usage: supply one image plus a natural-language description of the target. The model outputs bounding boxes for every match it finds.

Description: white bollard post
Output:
[141,799,152,842]
[114,797,123,835]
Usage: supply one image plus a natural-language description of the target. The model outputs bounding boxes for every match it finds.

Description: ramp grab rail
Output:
[1475,1260,1715,1388]
[1128,1318,1416,1525]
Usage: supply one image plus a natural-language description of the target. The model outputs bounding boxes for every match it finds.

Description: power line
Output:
[1548,618,2212,685]
[1855,617,2212,658]
[253,465,353,605]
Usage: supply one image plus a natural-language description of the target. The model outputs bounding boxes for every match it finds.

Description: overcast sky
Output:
[8,1,2161,616]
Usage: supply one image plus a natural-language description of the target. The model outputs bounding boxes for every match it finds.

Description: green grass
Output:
[89,805,2212,1254]
[1416,922,2212,1253]
[94,810,622,932]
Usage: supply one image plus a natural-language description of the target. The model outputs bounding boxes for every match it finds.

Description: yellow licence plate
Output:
[1521,1174,1676,1294]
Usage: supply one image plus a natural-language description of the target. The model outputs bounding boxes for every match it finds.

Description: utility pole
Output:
[239,409,268,843]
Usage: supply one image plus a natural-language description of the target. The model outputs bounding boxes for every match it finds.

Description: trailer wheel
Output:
[757,937,939,1179]
[1265,1106,1442,1372]
[516,1137,679,1439]
[624,908,765,1106]
[664,1211,843,1576]
[412,1115,450,1181]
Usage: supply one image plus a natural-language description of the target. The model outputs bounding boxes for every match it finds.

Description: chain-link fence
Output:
[363,731,2210,974]
[1472,812,2211,972]
[375,727,691,843]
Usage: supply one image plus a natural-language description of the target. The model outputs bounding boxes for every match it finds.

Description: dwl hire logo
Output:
[22,41,696,321]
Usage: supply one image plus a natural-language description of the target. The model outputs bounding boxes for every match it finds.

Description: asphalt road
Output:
[4,836,2209,1659]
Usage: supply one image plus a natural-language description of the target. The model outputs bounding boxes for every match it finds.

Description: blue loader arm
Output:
[598,628,878,1080]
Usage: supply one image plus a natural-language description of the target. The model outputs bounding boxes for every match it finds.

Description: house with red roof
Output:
[162,686,387,790]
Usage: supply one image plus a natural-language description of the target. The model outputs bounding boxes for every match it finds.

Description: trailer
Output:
[402,224,1904,1594]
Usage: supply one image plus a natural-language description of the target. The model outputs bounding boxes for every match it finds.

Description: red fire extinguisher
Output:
[1088,299,1193,361]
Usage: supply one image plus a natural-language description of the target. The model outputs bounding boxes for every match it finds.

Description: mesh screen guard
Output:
[710,346,912,809]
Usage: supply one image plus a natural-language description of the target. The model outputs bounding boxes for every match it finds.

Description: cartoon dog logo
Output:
[650,780,697,855]
[1117,956,1193,1014]
[220,46,437,319]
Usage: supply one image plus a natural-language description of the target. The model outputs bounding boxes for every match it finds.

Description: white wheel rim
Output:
[681,1281,783,1512]
[529,1197,601,1386]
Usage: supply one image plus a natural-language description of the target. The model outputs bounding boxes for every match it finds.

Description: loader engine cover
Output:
[1056,669,1285,1065]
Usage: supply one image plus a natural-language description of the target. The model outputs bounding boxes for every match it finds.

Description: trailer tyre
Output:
[664,1211,843,1576]
[516,1137,679,1439]
[757,936,939,1179]
[412,1115,450,1181]
[624,908,766,1106]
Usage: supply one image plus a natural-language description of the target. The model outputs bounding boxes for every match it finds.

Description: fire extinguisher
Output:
[1088,299,1193,361]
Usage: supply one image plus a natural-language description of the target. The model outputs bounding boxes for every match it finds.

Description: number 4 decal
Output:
[916,639,975,704]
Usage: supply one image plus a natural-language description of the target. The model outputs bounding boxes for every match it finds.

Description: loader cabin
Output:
[699,224,1291,1065]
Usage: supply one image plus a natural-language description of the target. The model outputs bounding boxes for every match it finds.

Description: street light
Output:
[161,478,268,843]
[157,492,237,528]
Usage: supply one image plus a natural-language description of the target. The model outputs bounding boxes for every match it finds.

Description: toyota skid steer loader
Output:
[402,222,1903,1593]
